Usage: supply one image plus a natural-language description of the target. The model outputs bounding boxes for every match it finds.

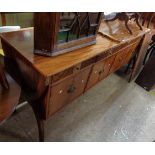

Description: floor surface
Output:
[0,73,155,142]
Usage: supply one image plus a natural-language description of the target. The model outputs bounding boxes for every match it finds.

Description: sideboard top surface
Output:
[0,20,150,77]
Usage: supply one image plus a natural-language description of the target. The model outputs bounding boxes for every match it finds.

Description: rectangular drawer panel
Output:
[49,75,74,116]
[109,42,138,74]
[85,60,103,90]
[48,66,92,116]
[85,55,115,90]
[99,55,116,81]
[70,66,92,101]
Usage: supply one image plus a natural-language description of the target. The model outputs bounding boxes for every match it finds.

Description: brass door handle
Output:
[98,70,102,75]
[98,69,104,75]
[67,84,76,93]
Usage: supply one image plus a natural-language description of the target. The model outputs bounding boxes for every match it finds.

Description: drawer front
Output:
[109,43,137,74]
[85,61,103,90]
[125,42,139,63]
[70,66,92,101]
[99,55,116,81]
[52,67,73,83]
[109,50,128,74]
[49,75,74,116]
[48,66,91,116]
[86,55,115,90]
[81,57,96,69]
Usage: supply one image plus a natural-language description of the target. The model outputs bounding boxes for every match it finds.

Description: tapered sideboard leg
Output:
[35,111,44,142]
[30,101,45,142]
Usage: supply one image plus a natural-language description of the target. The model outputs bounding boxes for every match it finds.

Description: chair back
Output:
[139,12,155,29]
[0,56,21,124]
[0,14,21,124]
[0,23,20,87]
[0,58,9,89]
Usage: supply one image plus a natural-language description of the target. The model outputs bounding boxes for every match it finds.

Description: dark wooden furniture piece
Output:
[0,20,149,141]
[114,13,155,79]
[143,35,155,65]
[0,55,21,124]
[104,12,142,35]
[135,13,155,91]
[34,12,102,56]
[135,48,155,91]
[140,12,155,29]
[139,13,155,65]
[98,19,151,82]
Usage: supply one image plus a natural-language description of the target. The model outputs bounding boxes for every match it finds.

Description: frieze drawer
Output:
[48,66,92,116]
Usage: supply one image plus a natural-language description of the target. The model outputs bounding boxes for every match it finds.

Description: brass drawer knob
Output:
[67,84,76,93]
[98,70,102,75]
[76,67,80,70]
[98,69,104,75]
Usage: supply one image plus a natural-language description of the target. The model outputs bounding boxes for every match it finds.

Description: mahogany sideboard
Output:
[0,20,149,141]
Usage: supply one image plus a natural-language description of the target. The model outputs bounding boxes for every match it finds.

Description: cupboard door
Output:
[70,66,92,101]
[124,42,138,63]
[49,75,73,116]
[85,61,103,90]
[99,55,115,81]
[109,42,139,74]
[109,48,129,74]
[86,55,115,90]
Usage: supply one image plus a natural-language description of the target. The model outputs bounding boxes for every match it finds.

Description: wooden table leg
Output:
[34,112,44,142]
[29,101,45,142]
[125,18,132,35]
[135,14,143,30]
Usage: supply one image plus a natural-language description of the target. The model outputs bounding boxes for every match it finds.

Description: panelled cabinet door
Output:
[49,75,74,116]
[48,66,91,116]
[69,66,92,101]
[86,55,115,90]
[85,61,103,90]
[109,42,139,74]
[125,42,139,63]
[99,55,115,81]
[109,47,130,74]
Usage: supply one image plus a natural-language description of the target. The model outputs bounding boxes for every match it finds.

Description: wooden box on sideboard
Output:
[34,12,102,56]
